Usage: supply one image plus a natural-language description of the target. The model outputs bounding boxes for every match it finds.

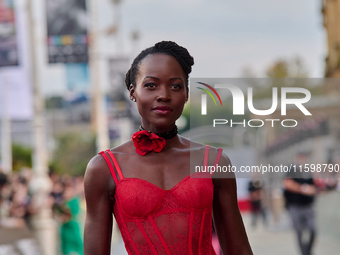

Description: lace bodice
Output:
[99,145,222,255]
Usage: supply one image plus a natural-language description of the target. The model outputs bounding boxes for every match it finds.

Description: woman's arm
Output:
[84,155,115,255]
[212,154,253,255]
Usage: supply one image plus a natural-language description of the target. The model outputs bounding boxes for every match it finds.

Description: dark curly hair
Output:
[125,41,194,91]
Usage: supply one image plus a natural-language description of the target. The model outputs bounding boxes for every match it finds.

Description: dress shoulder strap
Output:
[203,145,223,176]
[212,147,223,176]
[98,149,124,185]
[214,148,223,167]
[203,145,210,168]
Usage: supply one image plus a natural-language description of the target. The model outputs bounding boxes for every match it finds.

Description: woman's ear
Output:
[129,84,135,101]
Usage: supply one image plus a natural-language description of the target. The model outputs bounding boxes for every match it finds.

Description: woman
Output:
[84,41,253,255]
[59,180,84,255]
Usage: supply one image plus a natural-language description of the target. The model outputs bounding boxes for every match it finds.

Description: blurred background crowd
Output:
[0,168,85,255]
[1,0,340,254]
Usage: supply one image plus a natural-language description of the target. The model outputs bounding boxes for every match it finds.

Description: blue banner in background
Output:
[65,63,89,91]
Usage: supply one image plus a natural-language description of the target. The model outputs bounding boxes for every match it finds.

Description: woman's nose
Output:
[156,87,171,102]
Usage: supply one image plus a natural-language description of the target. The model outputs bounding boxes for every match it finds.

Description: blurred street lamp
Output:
[130,29,140,60]
[111,0,123,53]
[90,0,128,153]
[27,1,55,254]
[0,81,12,174]
[89,0,110,152]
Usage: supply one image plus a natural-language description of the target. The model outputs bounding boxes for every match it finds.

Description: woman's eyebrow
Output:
[144,76,159,80]
[143,76,184,81]
[169,77,184,81]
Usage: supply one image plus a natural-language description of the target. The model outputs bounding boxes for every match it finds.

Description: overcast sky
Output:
[113,0,326,78]
[37,0,326,96]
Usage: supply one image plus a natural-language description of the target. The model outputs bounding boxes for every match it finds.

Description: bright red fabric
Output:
[99,145,223,255]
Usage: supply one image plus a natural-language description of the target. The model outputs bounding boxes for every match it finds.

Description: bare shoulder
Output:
[86,140,134,171]
[181,137,231,169]
[188,139,230,163]
[84,153,114,197]
[85,154,109,181]
[111,140,134,153]
[109,140,135,160]
[211,150,235,187]
[217,150,232,166]
[180,137,209,152]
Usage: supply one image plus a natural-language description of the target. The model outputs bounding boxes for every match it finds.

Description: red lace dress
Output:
[99,145,223,255]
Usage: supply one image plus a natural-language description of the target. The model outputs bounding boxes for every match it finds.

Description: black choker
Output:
[138,125,178,140]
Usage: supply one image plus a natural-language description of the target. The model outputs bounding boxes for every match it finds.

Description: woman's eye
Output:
[171,84,183,89]
[144,83,156,88]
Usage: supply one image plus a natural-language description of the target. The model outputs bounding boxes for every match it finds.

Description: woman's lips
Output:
[152,106,173,114]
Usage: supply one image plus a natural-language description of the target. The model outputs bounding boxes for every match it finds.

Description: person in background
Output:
[248,177,267,228]
[58,179,83,255]
[0,170,8,222]
[283,152,317,255]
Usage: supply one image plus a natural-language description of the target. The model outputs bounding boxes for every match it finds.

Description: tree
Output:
[12,144,32,171]
[49,132,96,176]
[266,56,309,79]
[244,56,322,98]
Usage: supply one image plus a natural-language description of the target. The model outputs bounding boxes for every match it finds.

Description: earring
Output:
[132,98,136,102]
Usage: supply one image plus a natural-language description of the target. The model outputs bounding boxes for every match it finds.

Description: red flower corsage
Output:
[131,130,166,156]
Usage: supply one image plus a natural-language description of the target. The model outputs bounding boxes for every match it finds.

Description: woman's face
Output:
[130,53,188,133]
